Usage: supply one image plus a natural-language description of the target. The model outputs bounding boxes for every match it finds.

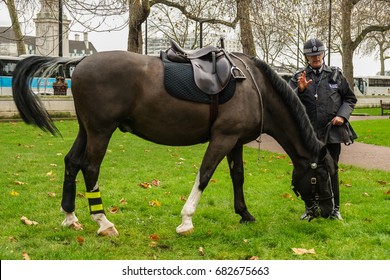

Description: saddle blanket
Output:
[161,52,236,104]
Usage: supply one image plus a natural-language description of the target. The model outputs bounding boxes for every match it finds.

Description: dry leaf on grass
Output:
[249,256,259,260]
[76,236,85,245]
[10,190,20,196]
[198,247,205,256]
[139,182,151,189]
[21,216,38,226]
[149,234,160,241]
[47,192,56,197]
[149,199,161,207]
[385,189,390,195]
[22,252,30,260]
[108,206,119,214]
[14,181,25,185]
[292,248,316,255]
[151,179,161,186]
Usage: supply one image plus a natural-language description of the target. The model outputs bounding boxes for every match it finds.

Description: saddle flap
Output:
[192,55,231,95]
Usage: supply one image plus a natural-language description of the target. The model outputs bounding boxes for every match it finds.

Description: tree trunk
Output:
[341,0,354,87]
[128,0,150,53]
[236,0,256,56]
[6,0,26,56]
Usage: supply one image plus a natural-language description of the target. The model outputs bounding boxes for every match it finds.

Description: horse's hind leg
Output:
[81,129,118,236]
[226,144,256,223]
[61,128,86,230]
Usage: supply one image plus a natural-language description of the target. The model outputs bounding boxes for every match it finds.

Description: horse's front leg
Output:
[176,136,237,235]
[176,172,202,235]
[227,144,256,223]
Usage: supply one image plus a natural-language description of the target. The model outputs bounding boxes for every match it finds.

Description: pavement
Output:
[246,116,390,171]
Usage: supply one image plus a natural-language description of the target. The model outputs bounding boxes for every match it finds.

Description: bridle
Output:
[292,161,334,221]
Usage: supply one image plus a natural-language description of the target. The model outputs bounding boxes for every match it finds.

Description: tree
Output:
[339,0,390,85]
[128,0,256,55]
[4,0,26,55]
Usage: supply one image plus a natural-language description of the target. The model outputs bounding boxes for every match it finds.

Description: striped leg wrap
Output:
[85,191,104,214]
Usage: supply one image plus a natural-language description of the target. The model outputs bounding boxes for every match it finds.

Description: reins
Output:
[229,53,264,161]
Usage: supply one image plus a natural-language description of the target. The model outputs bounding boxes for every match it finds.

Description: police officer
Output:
[289,38,357,220]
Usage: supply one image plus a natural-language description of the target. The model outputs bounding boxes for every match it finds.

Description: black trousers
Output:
[326,143,341,207]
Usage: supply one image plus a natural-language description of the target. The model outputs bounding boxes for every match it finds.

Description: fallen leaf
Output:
[149,241,157,247]
[385,189,390,195]
[180,195,187,201]
[377,180,387,185]
[8,236,18,242]
[76,236,85,245]
[281,193,293,199]
[149,199,161,207]
[198,246,205,256]
[139,182,151,189]
[21,216,38,226]
[210,179,217,183]
[362,192,369,197]
[292,248,316,255]
[108,206,119,214]
[149,234,160,241]
[10,190,20,196]
[119,198,127,204]
[249,256,259,260]
[46,171,54,177]
[151,179,160,186]
[14,181,25,185]
[49,163,57,167]
[22,252,30,260]
[77,192,85,198]
[47,192,56,197]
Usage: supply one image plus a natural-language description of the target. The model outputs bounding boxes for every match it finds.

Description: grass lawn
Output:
[1,120,389,260]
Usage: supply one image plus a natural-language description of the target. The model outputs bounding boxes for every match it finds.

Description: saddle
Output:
[165,40,246,95]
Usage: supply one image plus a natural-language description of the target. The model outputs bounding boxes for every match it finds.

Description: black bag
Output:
[324,121,358,145]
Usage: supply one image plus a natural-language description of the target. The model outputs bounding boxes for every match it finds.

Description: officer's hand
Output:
[332,116,345,126]
[297,71,312,92]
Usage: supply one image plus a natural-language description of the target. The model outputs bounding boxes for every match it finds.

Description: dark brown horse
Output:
[12,51,335,236]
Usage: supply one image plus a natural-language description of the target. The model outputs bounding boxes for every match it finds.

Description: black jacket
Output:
[289,64,357,142]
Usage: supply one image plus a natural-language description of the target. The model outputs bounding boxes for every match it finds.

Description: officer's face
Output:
[306,52,324,69]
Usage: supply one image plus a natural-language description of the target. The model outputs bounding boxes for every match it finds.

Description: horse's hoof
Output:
[240,217,256,224]
[98,226,119,236]
[176,224,194,236]
[69,221,84,231]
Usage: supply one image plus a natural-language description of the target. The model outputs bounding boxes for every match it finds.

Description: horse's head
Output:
[292,146,335,220]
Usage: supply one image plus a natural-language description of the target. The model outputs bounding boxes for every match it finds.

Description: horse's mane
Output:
[251,57,322,155]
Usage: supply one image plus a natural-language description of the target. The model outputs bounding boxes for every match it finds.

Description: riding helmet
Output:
[303,38,326,56]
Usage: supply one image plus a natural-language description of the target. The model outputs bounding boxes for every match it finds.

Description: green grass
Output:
[350,119,390,146]
[352,107,383,116]
[1,120,389,260]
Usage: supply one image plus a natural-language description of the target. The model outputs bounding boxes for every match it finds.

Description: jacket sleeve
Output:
[337,74,357,121]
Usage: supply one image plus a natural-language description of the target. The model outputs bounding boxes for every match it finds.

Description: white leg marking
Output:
[61,207,83,230]
[91,213,118,236]
[176,172,203,235]
[91,182,99,192]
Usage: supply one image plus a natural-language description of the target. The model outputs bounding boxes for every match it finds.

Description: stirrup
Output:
[231,66,246,80]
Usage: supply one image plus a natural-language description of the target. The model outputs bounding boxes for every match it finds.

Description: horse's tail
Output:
[12,56,82,136]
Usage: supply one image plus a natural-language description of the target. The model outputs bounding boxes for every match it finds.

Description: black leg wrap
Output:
[61,181,76,213]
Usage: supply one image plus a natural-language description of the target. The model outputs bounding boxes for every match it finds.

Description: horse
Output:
[12,50,335,236]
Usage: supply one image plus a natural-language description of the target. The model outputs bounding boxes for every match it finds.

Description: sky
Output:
[0,3,388,76]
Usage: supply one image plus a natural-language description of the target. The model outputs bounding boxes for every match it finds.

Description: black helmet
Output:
[303,38,326,56]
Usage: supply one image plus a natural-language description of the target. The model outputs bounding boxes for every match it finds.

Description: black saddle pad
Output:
[161,52,236,104]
